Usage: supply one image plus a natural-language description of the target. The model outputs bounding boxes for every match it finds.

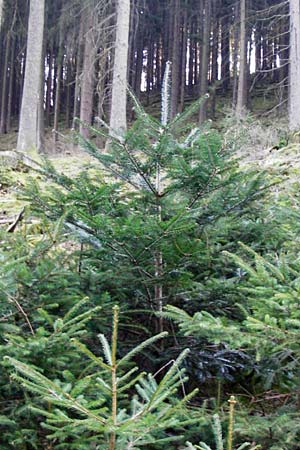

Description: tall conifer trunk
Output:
[17,0,45,152]
[0,24,11,133]
[170,0,180,118]
[236,0,247,117]
[0,0,3,30]
[199,0,211,124]
[179,2,188,113]
[109,0,130,136]
[289,0,300,130]
[79,6,96,140]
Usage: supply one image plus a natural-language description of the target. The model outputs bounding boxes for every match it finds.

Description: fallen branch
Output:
[7,208,25,233]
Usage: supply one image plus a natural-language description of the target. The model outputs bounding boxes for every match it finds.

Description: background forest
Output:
[1,0,300,449]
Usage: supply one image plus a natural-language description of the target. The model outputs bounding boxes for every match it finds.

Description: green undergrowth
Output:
[1,97,300,449]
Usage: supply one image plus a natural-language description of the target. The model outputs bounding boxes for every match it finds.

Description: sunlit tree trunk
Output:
[109,0,130,136]
[289,0,300,130]
[17,0,45,152]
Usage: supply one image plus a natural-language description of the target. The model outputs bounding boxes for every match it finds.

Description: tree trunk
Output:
[45,49,53,127]
[179,3,188,113]
[134,25,144,97]
[17,0,45,153]
[211,1,219,118]
[188,17,194,92]
[65,61,72,129]
[53,20,64,146]
[79,8,97,140]
[53,60,63,146]
[0,28,11,133]
[0,0,3,30]
[232,2,239,106]
[146,38,154,104]
[199,0,211,124]
[236,0,247,117]
[6,35,15,133]
[170,0,181,119]
[289,0,300,130]
[72,16,84,130]
[221,12,230,92]
[109,0,130,136]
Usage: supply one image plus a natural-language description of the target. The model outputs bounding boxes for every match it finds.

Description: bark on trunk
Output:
[289,0,300,130]
[170,0,181,118]
[236,0,247,117]
[79,8,96,140]
[179,4,188,113]
[109,0,130,136]
[6,35,15,133]
[17,0,45,152]
[221,13,230,92]
[199,0,211,124]
[232,2,239,106]
[0,29,10,133]
[72,16,84,130]
[0,0,3,30]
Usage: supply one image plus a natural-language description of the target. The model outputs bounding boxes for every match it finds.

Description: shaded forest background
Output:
[0,0,293,148]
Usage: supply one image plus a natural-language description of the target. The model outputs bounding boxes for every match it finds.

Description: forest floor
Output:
[0,128,97,228]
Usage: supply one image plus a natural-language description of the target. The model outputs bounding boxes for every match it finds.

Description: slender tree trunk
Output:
[134,26,144,97]
[72,16,84,130]
[45,49,53,127]
[289,0,300,130]
[236,0,247,117]
[6,35,15,132]
[0,29,10,133]
[65,61,72,128]
[53,21,64,146]
[279,10,289,113]
[127,0,136,86]
[155,41,162,90]
[53,60,63,145]
[232,2,239,106]
[211,1,219,118]
[221,12,230,92]
[170,0,181,118]
[255,21,262,74]
[146,38,154,104]
[109,0,130,136]
[188,17,194,92]
[17,0,45,152]
[79,7,97,140]
[199,0,211,124]
[179,3,188,112]
[0,0,3,30]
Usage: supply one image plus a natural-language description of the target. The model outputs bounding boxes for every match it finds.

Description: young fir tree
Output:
[0,222,106,448]
[7,306,198,449]
[165,242,300,449]
[185,397,260,450]
[21,65,270,344]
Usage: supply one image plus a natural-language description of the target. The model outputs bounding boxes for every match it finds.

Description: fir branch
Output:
[117,331,168,367]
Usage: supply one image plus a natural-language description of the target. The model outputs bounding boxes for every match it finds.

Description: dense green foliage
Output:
[1,98,300,449]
